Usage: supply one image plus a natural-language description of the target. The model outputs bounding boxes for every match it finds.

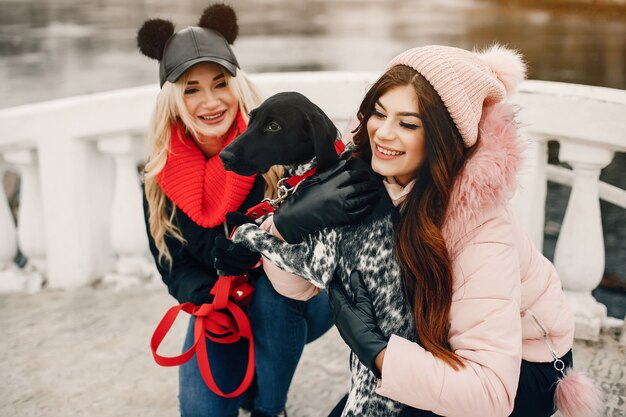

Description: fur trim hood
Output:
[442,102,525,245]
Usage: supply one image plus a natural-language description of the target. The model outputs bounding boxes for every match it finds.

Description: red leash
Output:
[151,274,255,398]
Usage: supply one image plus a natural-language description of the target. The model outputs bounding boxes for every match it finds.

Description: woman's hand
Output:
[328,269,388,378]
[211,212,261,276]
[273,160,379,244]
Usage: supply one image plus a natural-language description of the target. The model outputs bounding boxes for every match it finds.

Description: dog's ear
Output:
[306,109,340,172]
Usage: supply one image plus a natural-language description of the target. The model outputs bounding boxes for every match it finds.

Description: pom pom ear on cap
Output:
[137,18,175,61]
[198,3,239,44]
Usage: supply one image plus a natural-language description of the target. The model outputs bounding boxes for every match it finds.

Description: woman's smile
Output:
[198,110,227,125]
[373,142,406,159]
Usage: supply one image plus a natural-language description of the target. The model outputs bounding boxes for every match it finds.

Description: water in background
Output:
[2,0,625,107]
[1,0,625,313]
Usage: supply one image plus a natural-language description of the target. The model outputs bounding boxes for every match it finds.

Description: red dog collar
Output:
[245,140,346,219]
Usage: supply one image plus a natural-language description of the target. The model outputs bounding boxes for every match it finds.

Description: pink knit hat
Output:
[386,44,526,147]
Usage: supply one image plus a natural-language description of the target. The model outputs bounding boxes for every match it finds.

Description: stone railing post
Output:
[0,160,20,291]
[554,141,614,341]
[0,162,17,266]
[1,150,45,292]
[97,134,154,287]
[510,133,548,250]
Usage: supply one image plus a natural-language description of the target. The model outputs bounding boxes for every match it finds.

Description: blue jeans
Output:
[179,275,333,417]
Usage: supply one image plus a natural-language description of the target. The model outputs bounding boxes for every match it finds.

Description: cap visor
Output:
[166,57,238,84]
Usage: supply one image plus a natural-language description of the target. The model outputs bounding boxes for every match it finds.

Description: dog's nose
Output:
[219,150,235,169]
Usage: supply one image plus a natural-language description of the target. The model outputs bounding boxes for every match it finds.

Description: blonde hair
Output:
[144,68,283,268]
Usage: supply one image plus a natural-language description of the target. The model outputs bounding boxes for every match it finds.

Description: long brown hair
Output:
[353,65,472,370]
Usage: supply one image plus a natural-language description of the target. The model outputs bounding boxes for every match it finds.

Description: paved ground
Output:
[0,285,624,417]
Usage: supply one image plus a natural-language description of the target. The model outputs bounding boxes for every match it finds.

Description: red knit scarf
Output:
[157,112,256,228]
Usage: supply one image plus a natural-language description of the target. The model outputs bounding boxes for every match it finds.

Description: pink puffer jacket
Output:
[376,103,574,416]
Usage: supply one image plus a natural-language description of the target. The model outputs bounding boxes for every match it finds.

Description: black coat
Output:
[143,175,266,305]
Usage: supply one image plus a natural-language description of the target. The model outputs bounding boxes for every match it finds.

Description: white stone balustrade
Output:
[554,143,614,340]
[0,162,18,270]
[1,150,45,292]
[510,135,549,250]
[0,73,623,341]
[0,86,160,288]
[97,134,154,287]
[513,80,626,340]
[2,150,46,270]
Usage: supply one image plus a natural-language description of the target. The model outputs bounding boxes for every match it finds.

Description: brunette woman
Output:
[327,45,600,417]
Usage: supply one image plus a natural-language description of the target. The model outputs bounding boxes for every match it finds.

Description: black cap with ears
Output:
[137,3,240,87]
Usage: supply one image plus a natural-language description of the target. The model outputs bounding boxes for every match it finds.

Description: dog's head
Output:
[220,92,339,176]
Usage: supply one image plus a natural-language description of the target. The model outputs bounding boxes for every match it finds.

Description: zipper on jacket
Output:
[523,308,566,375]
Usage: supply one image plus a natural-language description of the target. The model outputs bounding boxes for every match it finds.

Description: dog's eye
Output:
[264,121,282,132]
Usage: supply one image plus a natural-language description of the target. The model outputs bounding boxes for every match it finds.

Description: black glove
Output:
[329,269,388,378]
[273,160,379,243]
[211,212,261,276]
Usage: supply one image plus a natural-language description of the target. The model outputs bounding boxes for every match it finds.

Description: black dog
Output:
[221,92,417,417]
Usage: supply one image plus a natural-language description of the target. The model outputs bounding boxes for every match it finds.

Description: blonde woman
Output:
[138,5,375,417]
